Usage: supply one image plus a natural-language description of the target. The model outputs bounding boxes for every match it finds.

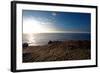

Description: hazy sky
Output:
[23,10,91,33]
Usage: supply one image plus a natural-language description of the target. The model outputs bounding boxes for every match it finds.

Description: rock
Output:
[48,40,53,44]
[23,43,28,48]
[48,40,62,44]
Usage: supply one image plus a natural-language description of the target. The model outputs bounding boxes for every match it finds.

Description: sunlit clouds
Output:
[23,18,58,33]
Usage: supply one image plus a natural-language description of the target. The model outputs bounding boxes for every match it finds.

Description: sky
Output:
[23,10,91,33]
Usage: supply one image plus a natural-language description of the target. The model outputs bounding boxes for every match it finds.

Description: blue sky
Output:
[23,10,91,33]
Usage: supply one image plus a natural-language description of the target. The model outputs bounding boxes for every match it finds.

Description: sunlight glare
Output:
[23,19,46,33]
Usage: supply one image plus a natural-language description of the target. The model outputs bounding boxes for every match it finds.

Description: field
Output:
[23,40,91,63]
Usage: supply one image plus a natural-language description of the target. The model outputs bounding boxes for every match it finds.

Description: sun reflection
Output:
[28,34,36,46]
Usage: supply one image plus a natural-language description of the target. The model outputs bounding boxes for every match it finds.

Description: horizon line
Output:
[23,31,90,34]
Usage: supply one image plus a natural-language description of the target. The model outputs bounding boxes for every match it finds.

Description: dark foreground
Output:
[23,40,91,63]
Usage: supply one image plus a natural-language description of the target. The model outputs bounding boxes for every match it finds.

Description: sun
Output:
[23,19,47,33]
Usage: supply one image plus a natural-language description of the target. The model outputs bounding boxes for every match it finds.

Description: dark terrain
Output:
[23,40,91,63]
